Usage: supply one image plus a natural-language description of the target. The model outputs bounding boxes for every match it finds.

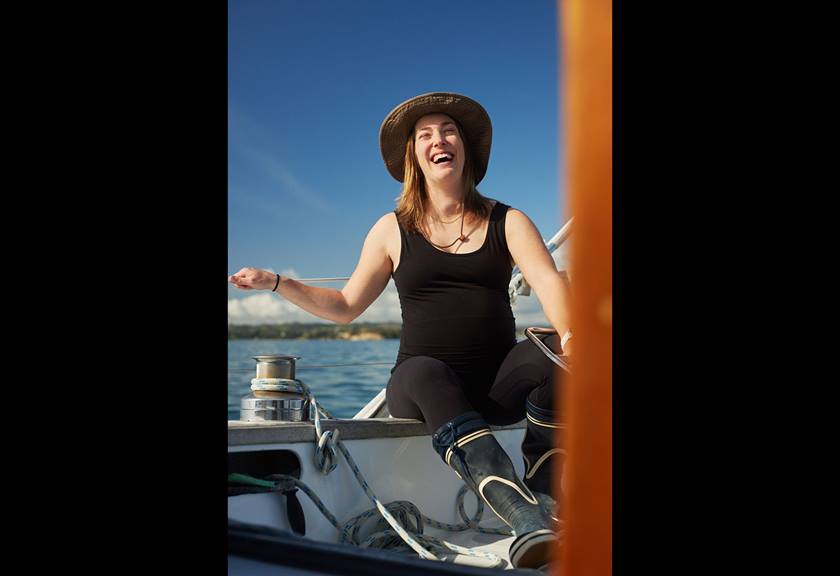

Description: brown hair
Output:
[394,117,491,233]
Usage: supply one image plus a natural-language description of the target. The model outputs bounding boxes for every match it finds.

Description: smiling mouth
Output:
[433,154,453,164]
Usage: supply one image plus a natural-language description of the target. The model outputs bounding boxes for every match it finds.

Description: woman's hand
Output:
[228,267,277,291]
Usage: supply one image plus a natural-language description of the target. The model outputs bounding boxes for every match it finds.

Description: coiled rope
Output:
[229,471,512,567]
[243,376,524,567]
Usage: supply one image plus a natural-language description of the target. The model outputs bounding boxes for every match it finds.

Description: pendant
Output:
[459,234,467,242]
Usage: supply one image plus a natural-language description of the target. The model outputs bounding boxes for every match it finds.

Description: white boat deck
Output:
[228,417,537,571]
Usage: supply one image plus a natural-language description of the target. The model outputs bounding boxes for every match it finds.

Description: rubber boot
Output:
[522,399,566,501]
[432,411,557,569]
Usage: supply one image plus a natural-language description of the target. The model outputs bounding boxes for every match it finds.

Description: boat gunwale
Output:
[228,418,528,445]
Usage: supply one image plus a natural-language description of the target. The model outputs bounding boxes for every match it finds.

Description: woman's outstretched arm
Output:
[228,214,395,324]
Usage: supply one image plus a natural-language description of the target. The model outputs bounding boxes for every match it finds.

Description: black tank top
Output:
[392,201,517,379]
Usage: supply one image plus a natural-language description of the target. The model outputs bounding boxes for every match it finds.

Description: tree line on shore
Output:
[228,322,402,340]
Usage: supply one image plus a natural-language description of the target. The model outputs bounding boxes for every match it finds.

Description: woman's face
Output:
[413,113,465,186]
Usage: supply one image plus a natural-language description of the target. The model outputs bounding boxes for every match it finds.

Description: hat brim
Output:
[379,92,492,184]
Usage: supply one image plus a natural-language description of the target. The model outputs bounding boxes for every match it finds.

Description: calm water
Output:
[228,339,401,420]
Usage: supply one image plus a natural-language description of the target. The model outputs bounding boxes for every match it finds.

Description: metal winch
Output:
[239,354,311,422]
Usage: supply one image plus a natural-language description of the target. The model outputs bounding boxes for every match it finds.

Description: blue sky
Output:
[228,0,569,325]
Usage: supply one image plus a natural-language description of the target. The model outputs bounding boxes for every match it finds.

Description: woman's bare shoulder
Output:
[367,211,394,227]
[373,211,399,231]
[366,212,400,243]
[505,206,531,220]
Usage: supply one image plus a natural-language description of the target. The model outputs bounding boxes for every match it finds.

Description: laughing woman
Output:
[229,92,571,569]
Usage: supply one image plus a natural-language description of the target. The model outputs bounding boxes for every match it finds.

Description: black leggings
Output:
[386,335,564,433]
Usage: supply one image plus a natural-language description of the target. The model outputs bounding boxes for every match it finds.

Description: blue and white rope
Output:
[250,376,510,567]
[251,377,339,473]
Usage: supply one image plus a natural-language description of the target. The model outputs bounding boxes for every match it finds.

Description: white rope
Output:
[246,377,564,568]
[293,379,511,567]
[288,277,350,283]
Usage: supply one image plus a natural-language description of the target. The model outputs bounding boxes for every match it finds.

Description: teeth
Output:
[433,154,452,164]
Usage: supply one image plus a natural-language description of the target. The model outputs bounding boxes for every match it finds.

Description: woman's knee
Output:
[387,356,472,429]
[386,384,423,420]
[502,338,557,383]
[388,356,461,404]
[527,334,562,370]
[395,356,460,383]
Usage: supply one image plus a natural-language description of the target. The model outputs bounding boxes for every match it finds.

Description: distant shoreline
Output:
[228,322,549,341]
[228,322,401,341]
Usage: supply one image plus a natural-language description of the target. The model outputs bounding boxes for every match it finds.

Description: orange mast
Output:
[556,0,612,575]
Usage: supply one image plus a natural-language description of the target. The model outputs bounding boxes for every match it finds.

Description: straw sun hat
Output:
[379,92,492,184]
